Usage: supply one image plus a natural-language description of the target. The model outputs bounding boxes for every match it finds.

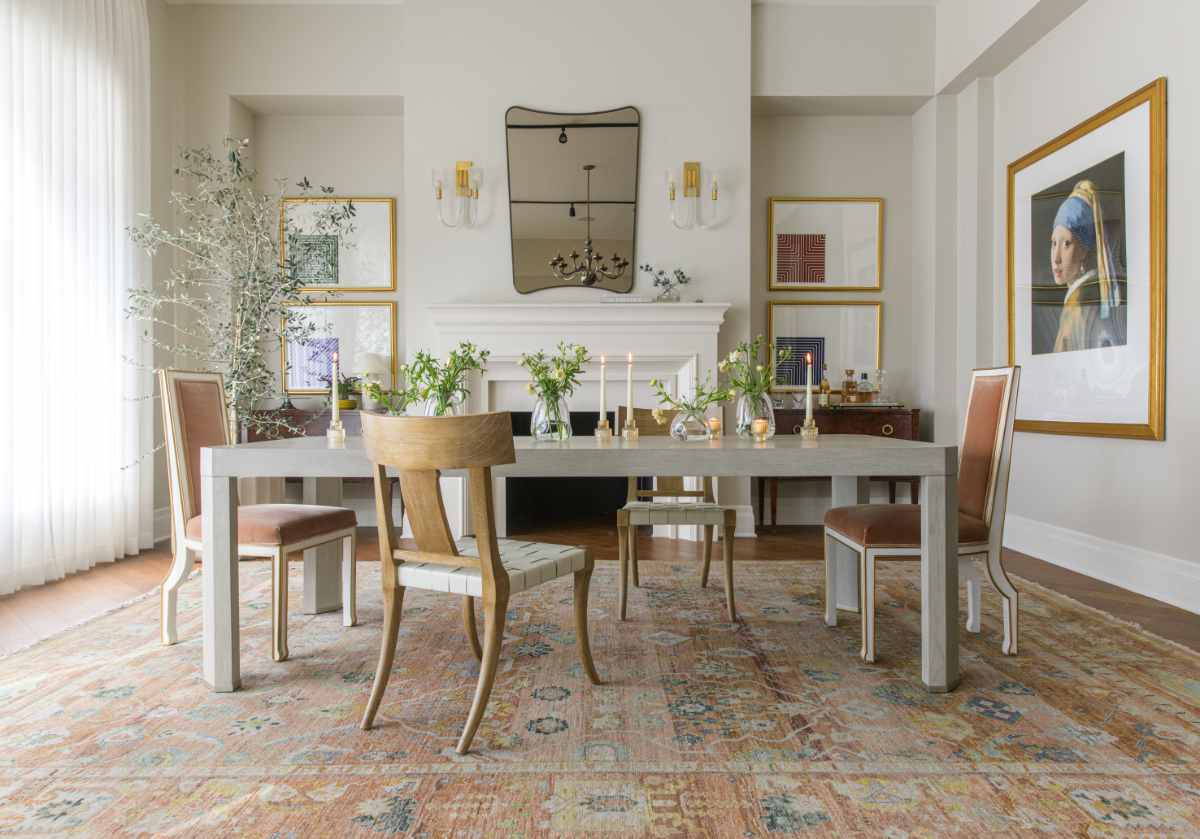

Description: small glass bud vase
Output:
[734,392,776,439]
[531,396,573,442]
[670,410,712,442]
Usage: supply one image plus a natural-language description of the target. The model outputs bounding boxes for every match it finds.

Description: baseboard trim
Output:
[1004,514,1200,616]
[154,506,171,545]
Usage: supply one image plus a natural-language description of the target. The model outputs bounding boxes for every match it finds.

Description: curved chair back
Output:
[617,405,714,502]
[958,366,1021,541]
[159,370,232,547]
[361,411,515,593]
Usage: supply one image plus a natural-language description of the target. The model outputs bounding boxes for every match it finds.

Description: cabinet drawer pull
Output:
[881,423,895,436]
[793,424,803,435]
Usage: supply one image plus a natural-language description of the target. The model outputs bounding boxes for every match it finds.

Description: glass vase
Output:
[531,396,572,442]
[422,394,461,417]
[735,392,776,438]
[670,410,712,442]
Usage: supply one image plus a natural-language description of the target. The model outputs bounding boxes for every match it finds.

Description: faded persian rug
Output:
[1,559,1198,836]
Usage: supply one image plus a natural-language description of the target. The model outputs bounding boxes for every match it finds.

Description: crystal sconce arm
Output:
[432,160,482,228]
[666,161,719,230]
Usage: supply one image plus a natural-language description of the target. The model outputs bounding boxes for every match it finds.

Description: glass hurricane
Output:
[422,394,462,417]
[670,410,712,442]
[531,395,572,442]
[735,392,776,438]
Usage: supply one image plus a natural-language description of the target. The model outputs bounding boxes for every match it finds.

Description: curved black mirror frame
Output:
[505,105,641,294]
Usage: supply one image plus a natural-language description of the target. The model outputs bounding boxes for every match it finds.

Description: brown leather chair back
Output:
[958,367,1019,527]
[159,370,231,525]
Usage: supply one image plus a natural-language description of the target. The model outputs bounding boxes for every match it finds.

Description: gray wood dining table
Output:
[199,433,960,694]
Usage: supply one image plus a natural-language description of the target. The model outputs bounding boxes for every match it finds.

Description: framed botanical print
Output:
[768,301,881,393]
[1007,78,1166,440]
[281,196,397,292]
[768,197,883,291]
[281,300,397,395]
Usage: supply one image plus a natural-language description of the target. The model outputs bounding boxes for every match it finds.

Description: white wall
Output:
[990,0,1199,609]
[753,4,934,97]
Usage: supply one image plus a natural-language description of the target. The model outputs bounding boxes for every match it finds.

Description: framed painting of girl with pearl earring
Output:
[1008,78,1166,440]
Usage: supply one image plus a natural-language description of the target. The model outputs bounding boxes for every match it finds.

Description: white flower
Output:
[755,364,764,373]
[718,360,729,373]
[526,383,536,396]
[727,350,738,363]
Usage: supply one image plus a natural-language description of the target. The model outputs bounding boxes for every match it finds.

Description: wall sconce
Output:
[665,161,718,230]
[432,160,482,228]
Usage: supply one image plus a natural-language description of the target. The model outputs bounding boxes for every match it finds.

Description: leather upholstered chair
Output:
[359,410,601,755]
[615,406,738,622]
[823,366,1021,662]
[158,370,358,661]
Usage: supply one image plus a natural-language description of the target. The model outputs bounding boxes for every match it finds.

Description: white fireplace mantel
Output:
[425,301,746,539]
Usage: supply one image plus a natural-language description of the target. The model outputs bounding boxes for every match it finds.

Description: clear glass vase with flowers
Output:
[406,340,490,416]
[648,376,730,442]
[519,341,590,441]
[721,334,791,439]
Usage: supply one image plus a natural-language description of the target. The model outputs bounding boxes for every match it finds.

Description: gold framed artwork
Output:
[767,300,882,393]
[1007,77,1166,440]
[280,196,397,292]
[280,300,397,395]
[768,197,883,292]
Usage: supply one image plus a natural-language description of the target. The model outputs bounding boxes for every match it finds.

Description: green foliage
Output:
[405,340,490,416]
[647,374,730,424]
[125,138,356,436]
[720,334,790,399]
[518,341,590,404]
[362,381,413,416]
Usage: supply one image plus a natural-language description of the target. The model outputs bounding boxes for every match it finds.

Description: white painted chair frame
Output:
[158,370,357,661]
[824,366,1022,662]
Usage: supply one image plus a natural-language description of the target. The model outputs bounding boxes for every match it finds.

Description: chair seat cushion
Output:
[622,500,727,525]
[394,539,587,597]
[824,504,988,549]
[185,504,356,546]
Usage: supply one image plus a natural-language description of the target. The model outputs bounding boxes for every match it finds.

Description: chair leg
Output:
[860,551,876,663]
[342,532,357,628]
[722,520,737,622]
[700,524,714,588]
[629,525,640,588]
[617,519,629,621]
[823,530,838,627]
[986,547,1020,655]
[272,549,289,662]
[910,479,919,505]
[888,480,897,504]
[361,583,405,730]
[962,557,982,634]
[463,595,482,661]
[757,478,765,528]
[160,542,194,646]
[574,552,602,685]
[769,478,778,527]
[456,590,509,755]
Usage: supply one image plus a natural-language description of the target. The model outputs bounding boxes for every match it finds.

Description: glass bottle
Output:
[818,365,831,408]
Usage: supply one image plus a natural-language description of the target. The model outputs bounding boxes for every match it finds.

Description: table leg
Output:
[920,472,960,692]
[302,477,343,615]
[831,476,869,611]
[202,472,240,692]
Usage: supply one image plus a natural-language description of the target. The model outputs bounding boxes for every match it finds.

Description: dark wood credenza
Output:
[758,406,922,527]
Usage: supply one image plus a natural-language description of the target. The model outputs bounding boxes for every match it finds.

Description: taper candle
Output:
[625,352,634,420]
[331,351,341,424]
[599,354,607,423]
[804,352,813,425]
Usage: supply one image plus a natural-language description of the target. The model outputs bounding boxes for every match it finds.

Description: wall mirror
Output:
[506,105,640,293]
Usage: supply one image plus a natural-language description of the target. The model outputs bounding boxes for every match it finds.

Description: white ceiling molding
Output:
[752,95,930,116]
[166,0,404,5]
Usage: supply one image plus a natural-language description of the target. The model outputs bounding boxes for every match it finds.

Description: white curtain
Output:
[0,0,152,595]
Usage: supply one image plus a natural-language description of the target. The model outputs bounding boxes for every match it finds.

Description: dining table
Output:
[198,433,961,694]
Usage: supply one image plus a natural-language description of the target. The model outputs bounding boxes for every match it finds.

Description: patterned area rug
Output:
[1,558,1199,837]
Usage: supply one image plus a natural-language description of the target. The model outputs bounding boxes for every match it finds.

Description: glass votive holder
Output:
[751,417,770,443]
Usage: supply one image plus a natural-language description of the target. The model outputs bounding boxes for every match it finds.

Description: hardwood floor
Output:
[2,521,1196,656]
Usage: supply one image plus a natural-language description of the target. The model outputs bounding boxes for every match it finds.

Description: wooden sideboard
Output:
[758,406,922,527]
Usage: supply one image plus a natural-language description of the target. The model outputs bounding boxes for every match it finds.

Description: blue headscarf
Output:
[1052,181,1116,318]
[1053,195,1096,253]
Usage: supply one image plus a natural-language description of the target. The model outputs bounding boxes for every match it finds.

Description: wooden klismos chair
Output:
[158,370,358,661]
[615,406,738,622]
[359,410,601,755]
[823,366,1022,662]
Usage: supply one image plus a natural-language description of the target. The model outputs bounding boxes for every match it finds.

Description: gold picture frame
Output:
[767,197,884,292]
[281,196,397,293]
[280,299,398,395]
[767,300,882,393]
[1006,77,1166,440]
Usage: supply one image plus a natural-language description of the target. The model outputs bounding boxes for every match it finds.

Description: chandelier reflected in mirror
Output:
[549,164,630,286]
